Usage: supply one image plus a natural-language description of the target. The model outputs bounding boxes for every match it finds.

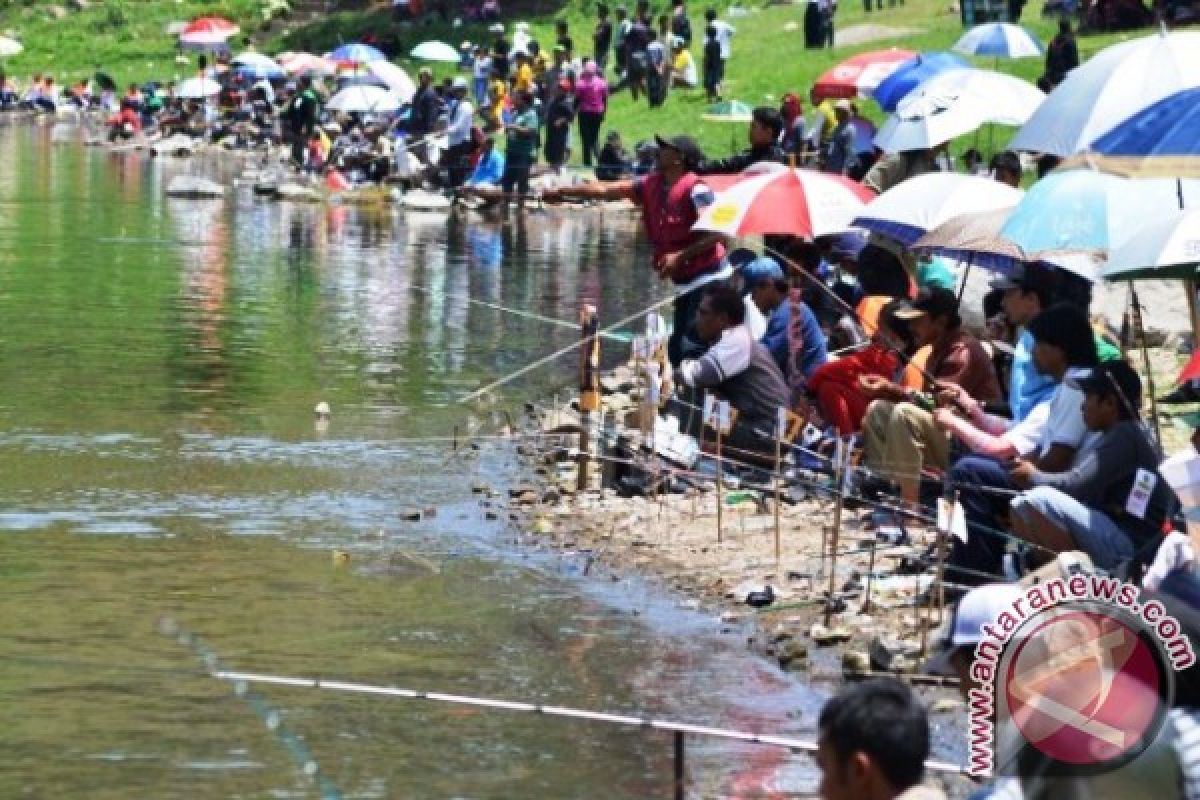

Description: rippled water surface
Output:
[0,120,824,799]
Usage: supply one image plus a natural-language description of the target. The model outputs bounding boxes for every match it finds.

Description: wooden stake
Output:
[773,407,786,563]
[577,305,601,494]
[1130,288,1163,447]
[862,539,876,615]
[715,425,724,544]
[824,440,847,627]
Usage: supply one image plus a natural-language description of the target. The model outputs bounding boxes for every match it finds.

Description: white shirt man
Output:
[446,85,474,148]
[711,19,734,60]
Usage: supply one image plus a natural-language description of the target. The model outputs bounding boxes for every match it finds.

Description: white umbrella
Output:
[278,52,336,76]
[327,85,402,113]
[1103,209,1200,281]
[232,52,283,75]
[410,40,461,63]
[873,89,989,153]
[1011,31,1200,157]
[854,173,1024,245]
[0,36,22,58]
[175,77,222,99]
[912,67,1044,126]
[366,60,416,104]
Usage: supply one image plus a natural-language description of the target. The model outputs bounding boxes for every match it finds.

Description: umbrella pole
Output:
[956,258,973,303]
[1130,287,1163,447]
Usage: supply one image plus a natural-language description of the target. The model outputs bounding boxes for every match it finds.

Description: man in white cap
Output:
[445,76,475,187]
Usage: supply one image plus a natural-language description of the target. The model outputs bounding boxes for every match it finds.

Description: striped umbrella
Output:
[872,51,969,112]
[811,49,915,100]
[179,16,240,50]
[693,165,874,239]
[953,23,1043,59]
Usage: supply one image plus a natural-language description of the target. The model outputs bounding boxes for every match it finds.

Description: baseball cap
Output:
[925,583,1025,676]
[894,287,959,321]
[741,256,785,289]
[989,264,1028,291]
[726,247,758,269]
[654,134,704,167]
[451,75,469,91]
[829,230,867,262]
[834,98,852,113]
[1068,360,1144,414]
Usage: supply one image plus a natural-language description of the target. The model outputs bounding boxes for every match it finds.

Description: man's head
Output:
[1059,16,1072,33]
[750,106,783,147]
[876,299,917,354]
[990,149,1022,187]
[418,67,432,85]
[895,287,961,348]
[598,3,609,17]
[990,264,1054,327]
[1027,302,1099,377]
[741,256,787,313]
[695,286,745,344]
[615,4,627,17]
[556,19,569,34]
[816,678,931,800]
[705,7,717,20]
[834,98,852,122]
[451,75,469,96]
[1072,359,1143,429]
[654,134,703,176]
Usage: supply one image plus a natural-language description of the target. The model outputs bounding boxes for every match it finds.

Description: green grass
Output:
[1,0,1142,160]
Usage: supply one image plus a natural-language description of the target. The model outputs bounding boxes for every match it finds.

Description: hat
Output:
[829,230,866,261]
[654,134,704,167]
[895,287,959,321]
[989,264,1029,292]
[451,75,469,91]
[1068,360,1144,413]
[741,256,785,289]
[924,583,1025,676]
[834,98,852,113]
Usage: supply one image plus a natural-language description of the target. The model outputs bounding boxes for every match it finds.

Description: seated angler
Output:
[860,288,1001,508]
[741,255,828,402]
[674,286,791,458]
[1008,360,1174,572]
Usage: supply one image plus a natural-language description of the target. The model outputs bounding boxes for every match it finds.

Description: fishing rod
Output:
[211,669,970,776]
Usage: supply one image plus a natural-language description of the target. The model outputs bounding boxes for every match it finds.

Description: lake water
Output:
[0,119,823,799]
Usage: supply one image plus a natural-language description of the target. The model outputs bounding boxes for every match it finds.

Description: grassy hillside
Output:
[0,0,1139,159]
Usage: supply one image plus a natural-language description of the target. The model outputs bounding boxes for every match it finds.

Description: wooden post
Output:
[862,539,876,614]
[774,407,786,563]
[577,305,601,494]
[824,439,847,627]
[715,425,724,544]
[1130,288,1163,447]
[673,730,686,800]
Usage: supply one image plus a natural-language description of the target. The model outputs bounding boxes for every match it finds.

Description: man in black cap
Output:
[543,134,725,365]
[1008,359,1174,570]
[695,106,786,175]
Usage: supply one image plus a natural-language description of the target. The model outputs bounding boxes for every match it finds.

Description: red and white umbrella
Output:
[812,48,915,101]
[179,16,240,48]
[694,165,875,239]
[278,51,336,76]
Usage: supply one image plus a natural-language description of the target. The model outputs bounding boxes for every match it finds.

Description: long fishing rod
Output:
[212,669,969,775]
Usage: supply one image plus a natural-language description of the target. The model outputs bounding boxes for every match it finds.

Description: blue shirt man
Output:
[742,256,828,391]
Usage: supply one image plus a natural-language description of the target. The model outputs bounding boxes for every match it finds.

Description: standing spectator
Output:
[804,0,823,48]
[1042,17,1079,88]
[485,68,508,130]
[702,26,721,102]
[409,68,442,162]
[593,5,614,72]
[544,80,575,169]
[555,19,574,60]
[819,0,837,48]
[613,6,631,78]
[779,92,806,156]
[472,45,492,106]
[544,46,572,108]
[444,77,475,187]
[492,35,511,79]
[670,0,693,46]
[512,21,532,55]
[671,37,699,88]
[285,75,320,166]
[824,100,857,175]
[502,90,540,207]
[645,30,667,107]
[624,9,651,100]
[512,50,535,93]
[704,9,734,91]
[574,61,608,168]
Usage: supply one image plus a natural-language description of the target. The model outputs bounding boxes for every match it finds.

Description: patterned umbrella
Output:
[871,51,968,112]
[811,49,915,100]
[693,165,873,239]
[953,23,1043,59]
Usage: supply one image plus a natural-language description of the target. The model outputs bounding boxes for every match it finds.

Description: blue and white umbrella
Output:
[410,40,461,63]
[329,43,386,66]
[871,51,968,111]
[1084,86,1200,178]
[232,52,284,80]
[953,23,1043,59]
[854,173,1023,246]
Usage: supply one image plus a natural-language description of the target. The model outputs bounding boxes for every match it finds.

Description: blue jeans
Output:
[947,455,1017,585]
[1011,487,1135,570]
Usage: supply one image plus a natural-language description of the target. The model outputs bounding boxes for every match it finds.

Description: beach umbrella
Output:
[0,35,22,58]
[854,174,1023,246]
[913,67,1044,126]
[1011,31,1200,157]
[1081,87,1200,179]
[175,77,222,99]
[329,43,386,67]
[1103,209,1200,282]
[873,89,989,153]
[232,52,284,80]
[701,99,754,122]
[179,16,239,49]
[871,51,968,112]
[410,40,461,63]
[811,48,915,100]
[365,60,416,103]
[327,85,402,113]
[1000,168,1200,259]
[693,165,874,239]
[953,22,1043,59]
[278,52,336,76]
